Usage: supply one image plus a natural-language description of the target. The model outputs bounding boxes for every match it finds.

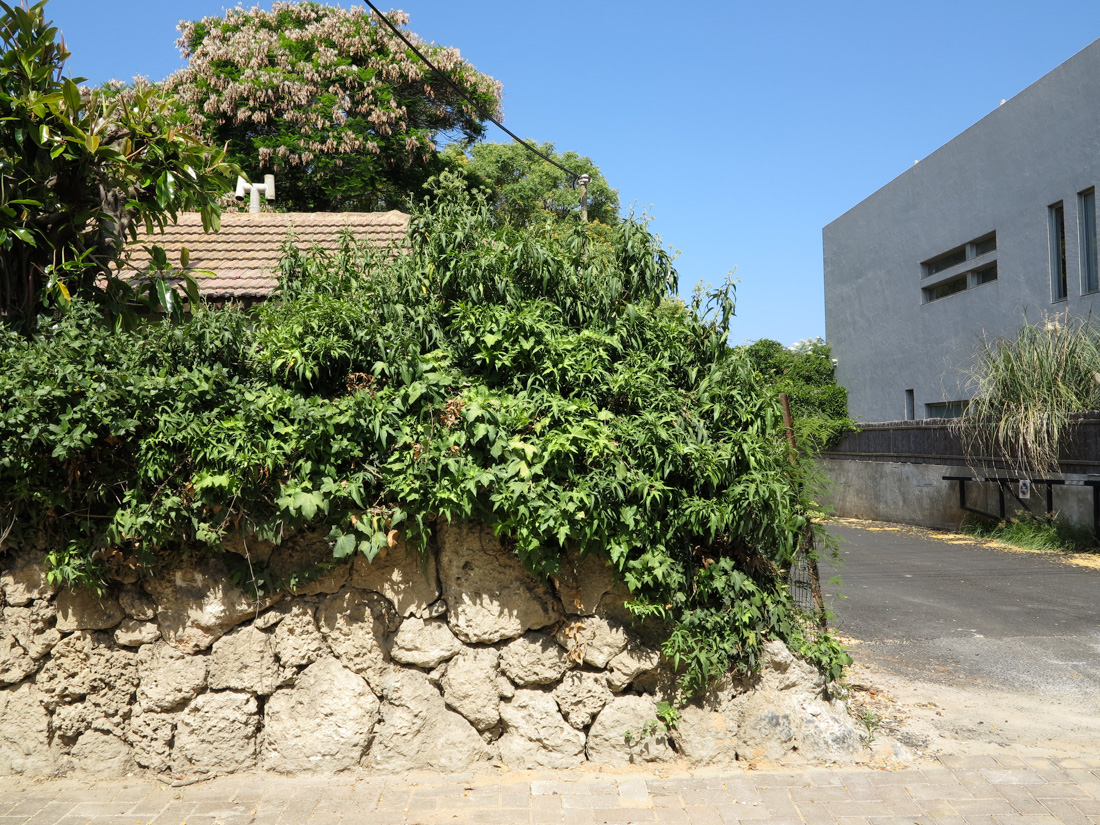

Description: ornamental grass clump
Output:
[956,313,1100,478]
[0,174,847,695]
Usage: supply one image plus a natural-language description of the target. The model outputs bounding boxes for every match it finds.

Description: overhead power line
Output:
[361,0,584,184]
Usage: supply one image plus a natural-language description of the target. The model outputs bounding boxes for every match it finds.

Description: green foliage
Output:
[0,1,235,326]
[0,178,848,695]
[963,515,1099,553]
[167,2,502,212]
[450,140,620,228]
[742,337,855,451]
[956,313,1100,478]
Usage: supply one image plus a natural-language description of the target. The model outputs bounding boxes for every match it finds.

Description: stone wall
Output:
[0,522,859,777]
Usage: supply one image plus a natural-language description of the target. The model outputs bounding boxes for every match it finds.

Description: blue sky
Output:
[48,0,1100,346]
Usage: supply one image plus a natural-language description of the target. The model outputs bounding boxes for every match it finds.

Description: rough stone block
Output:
[437,521,560,644]
[54,589,124,632]
[173,690,259,774]
[498,689,586,769]
[264,657,379,772]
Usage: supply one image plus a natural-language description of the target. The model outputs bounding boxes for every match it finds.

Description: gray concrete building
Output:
[824,37,1100,422]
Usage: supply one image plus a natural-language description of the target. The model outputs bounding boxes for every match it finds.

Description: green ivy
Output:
[0,174,847,694]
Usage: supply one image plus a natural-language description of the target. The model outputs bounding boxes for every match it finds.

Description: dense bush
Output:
[742,337,855,452]
[0,177,847,694]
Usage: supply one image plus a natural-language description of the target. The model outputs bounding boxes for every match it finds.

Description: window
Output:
[925,401,967,418]
[923,276,967,302]
[973,262,998,285]
[904,389,915,421]
[973,235,997,256]
[1050,201,1068,301]
[1080,189,1098,294]
[920,232,998,303]
[923,246,967,277]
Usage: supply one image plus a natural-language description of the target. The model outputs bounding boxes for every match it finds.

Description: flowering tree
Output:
[167,2,503,212]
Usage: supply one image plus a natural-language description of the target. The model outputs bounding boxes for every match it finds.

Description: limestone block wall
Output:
[0,522,859,777]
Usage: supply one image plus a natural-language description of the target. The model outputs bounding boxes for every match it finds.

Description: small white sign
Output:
[1019,479,1031,499]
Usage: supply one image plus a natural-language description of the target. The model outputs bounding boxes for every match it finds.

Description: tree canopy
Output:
[166,2,502,212]
[742,338,855,451]
[0,0,235,327]
[455,140,620,228]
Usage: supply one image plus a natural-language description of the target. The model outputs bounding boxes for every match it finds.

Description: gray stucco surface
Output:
[820,458,1099,531]
[825,38,1100,422]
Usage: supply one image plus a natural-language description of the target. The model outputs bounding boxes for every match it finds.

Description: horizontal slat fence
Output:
[823,413,1100,475]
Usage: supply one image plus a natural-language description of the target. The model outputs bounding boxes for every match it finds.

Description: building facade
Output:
[824,38,1100,422]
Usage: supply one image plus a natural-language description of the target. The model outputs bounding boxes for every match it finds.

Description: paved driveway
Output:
[825,522,1100,698]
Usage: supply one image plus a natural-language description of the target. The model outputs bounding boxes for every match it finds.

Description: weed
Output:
[964,515,1099,553]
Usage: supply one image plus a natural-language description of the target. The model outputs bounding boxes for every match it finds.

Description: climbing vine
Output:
[0,174,847,694]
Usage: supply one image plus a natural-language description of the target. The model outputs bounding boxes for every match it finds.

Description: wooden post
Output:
[779,393,828,628]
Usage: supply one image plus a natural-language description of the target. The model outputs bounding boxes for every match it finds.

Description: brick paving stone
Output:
[807,769,851,787]
[950,796,1018,815]
[1061,758,1100,770]
[794,801,840,825]
[906,781,974,800]
[650,794,684,809]
[990,785,1049,814]
[826,799,896,817]
[683,806,723,825]
[1030,782,1090,799]
[865,771,918,786]
[988,816,1061,825]
[713,778,762,802]
[618,779,650,802]
[652,809,690,824]
[1040,797,1094,825]
[716,800,773,821]
[941,755,1004,770]
[790,784,853,803]
[562,794,622,810]
[591,808,655,823]
[840,775,884,802]
[754,786,793,809]
[562,809,598,825]
[751,772,812,789]
[981,769,1048,786]
[680,790,734,806]
[917,797,960,818]
[149,800,198,822]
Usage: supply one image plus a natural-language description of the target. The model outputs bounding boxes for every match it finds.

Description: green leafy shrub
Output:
[742,337,855,451]
[0,176,846,694]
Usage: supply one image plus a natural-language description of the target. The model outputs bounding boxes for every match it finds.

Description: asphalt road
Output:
[824,524,1100,700]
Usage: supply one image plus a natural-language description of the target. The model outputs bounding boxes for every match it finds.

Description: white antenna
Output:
[235,175,276,213]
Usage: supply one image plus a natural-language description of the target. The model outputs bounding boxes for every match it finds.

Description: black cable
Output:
[362,0,584,185]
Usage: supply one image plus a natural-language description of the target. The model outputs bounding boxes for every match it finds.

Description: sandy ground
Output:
[843,640,1100,761]
[833,518,1100,762]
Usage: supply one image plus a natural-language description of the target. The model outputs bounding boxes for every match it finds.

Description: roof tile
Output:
[121,210,409,300]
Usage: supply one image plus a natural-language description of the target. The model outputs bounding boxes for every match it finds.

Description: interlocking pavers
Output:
[682,805,723,825]
[1040,797,1094,825]
[982,768,1049,786]
[5,755,1100,825]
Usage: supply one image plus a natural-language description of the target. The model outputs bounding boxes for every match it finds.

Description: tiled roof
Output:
[121,210,410,300]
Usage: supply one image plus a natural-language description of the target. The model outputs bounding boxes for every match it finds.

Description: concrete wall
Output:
[825,38,1100,422]
[820,458,1098,530]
